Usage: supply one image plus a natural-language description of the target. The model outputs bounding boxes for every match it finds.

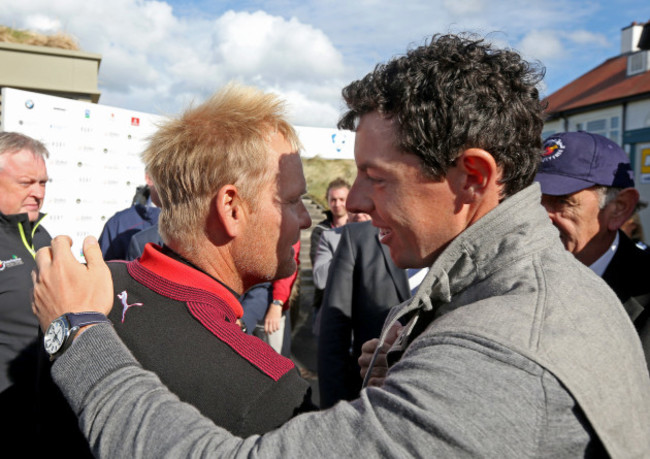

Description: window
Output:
[574,116,621,145]
[586,119,607,131]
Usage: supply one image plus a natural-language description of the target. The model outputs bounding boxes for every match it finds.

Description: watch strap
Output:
[66,311,111,328]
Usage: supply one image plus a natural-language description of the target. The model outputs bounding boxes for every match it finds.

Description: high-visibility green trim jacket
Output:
[0,212,50,393]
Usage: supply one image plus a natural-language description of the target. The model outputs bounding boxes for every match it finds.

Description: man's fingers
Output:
[385,322,403,346]
[82,236,105,269]
[358,352,373,368]
[50,235,75,262]
[265,319,279,335]
[361,338,379,354]
[31,270,39,314]
[34,245,53,269]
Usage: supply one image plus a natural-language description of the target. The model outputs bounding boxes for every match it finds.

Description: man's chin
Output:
[274,260,297,280]
[389,247,432,270]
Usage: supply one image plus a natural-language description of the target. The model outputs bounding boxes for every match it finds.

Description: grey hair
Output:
[595,186,648,215]
[594,186,623,210]
[0,132,49,169]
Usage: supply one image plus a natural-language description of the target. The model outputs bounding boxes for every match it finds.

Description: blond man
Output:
[38,84,314,446]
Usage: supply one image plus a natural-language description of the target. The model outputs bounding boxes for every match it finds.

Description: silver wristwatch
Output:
[44,312,111,360]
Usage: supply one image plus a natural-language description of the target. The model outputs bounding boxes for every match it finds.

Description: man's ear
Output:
[605,188,639,231]
[214,185,248,238]
[453,148,500,203]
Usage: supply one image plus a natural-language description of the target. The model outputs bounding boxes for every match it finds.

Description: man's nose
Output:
[299,201,312,230]
[346,179,371,215]
[32,183,46,200]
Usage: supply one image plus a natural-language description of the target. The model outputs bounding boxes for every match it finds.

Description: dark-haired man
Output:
[33,34,650,456]
[310,178,350,263]
[309,177,350,311]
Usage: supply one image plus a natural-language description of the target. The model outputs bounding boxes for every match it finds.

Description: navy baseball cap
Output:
[535,131,635,196]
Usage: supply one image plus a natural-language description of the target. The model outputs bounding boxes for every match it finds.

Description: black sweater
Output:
[106,244,313,436]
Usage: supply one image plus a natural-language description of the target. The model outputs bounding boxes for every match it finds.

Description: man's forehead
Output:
[276,152,305,184]
[543,188,599,205]
[353,113,424,169]
[354,146,423,175]
[269,131,298,154]
[328,186,349,196]
[1,149,47,170]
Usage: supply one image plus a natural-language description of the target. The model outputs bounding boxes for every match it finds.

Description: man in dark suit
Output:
[318,220,416,408]
[601,233,650,364]
[536,131,650,369]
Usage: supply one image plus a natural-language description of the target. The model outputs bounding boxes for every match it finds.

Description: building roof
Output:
[544,53,650,118]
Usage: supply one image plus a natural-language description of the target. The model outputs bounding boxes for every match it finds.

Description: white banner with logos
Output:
[1,87,354,257]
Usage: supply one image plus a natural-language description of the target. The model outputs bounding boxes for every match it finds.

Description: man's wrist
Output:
[271,299,284,307]
[44,312,111,360]
[75,323,99,340]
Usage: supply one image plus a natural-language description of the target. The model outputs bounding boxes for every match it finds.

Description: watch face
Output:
[44,318,67,355]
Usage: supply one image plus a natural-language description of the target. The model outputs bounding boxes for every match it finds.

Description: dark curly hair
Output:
[338,34,545,197]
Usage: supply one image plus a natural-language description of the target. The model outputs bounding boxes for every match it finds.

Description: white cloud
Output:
[212,11,344,83]
[518,30,567,62]
[1,0,639,125]
[567,30,610,47]
[2,0,348,126]
[277,89,343,127]
[23,14,62,33]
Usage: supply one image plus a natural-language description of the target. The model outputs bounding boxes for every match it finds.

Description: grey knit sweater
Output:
[53,184,650,458]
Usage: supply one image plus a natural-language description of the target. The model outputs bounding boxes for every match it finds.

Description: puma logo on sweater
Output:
[118,290,143,323]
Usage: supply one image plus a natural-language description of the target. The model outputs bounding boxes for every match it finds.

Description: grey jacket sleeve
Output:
[312,231,335,290]
[309,225,325,266]
[52,324,588,458]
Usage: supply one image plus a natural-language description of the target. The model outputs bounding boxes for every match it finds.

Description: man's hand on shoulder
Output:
[32,235,114,332]
[359,322,403,387]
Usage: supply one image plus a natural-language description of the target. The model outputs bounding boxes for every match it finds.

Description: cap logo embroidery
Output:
[118,290,144,323]
[541,138,565,163]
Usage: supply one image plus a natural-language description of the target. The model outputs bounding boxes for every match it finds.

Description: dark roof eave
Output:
[544,90,650,120]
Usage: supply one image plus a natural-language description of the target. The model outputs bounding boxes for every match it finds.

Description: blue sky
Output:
[4,0,650,127]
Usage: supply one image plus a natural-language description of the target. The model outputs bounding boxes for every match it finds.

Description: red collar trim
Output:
[137,244,243,318]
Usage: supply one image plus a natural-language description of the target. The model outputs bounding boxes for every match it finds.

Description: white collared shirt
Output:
[589,232,619,277]
[407,267,429,295]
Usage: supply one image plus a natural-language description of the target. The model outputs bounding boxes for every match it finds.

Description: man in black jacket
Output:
[0,132,51,440]
[35,84,315,455]
[536,131,650,369]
